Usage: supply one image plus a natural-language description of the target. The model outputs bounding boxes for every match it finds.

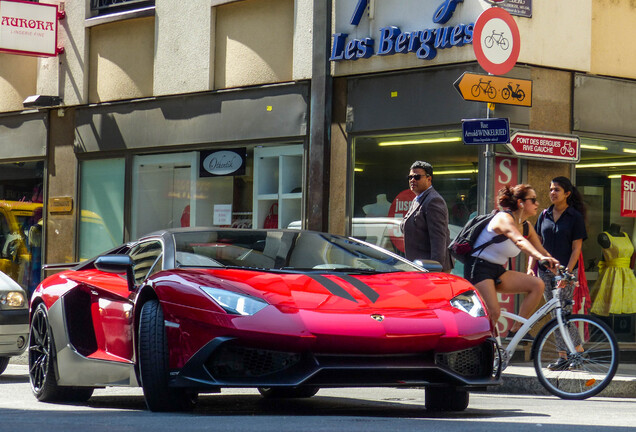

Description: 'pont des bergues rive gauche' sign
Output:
[331,0,476,62]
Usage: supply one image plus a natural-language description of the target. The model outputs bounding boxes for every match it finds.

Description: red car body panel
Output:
[33,267,492,370]
[28,228,501,400]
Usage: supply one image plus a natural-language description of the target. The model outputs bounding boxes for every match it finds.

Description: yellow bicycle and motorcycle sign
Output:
[454,72,532,107]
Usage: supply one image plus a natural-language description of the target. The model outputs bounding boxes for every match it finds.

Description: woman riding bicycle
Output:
[464,184,559,338]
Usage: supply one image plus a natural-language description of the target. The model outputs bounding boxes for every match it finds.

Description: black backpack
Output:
[448,210,508,264]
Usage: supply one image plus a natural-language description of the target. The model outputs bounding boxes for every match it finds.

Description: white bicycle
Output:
[498,264,619,399]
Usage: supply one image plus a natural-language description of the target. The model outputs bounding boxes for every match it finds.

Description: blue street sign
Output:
[462,118,510,145]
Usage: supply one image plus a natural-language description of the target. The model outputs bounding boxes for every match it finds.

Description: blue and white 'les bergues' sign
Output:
[331,0,474,62]
[199,148,246,177]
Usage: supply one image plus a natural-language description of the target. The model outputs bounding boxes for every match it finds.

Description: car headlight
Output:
[450,290,486,317]
[0,291,26,309]
[200,286,268,316]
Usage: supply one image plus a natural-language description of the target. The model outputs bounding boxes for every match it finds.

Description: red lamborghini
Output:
[28,228,501,412]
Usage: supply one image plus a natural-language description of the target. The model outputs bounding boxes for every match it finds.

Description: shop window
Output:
[352,130,479,259]
[90,0,154,15]
[79,159,125,260]
[576,137,636,342]
[0,161,43,295]
[129,145,302,239]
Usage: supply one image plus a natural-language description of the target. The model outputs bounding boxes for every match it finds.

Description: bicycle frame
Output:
[498,289,577,369]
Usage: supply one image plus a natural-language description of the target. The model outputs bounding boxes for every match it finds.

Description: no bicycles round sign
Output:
[473,7,520,75]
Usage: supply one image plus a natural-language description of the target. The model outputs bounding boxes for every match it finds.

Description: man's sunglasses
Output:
[407,174,427,181]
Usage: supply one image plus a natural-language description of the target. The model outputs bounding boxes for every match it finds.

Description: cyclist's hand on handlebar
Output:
[537,256,559,271]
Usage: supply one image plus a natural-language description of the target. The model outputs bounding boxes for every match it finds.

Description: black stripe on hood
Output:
[308,274,357,302]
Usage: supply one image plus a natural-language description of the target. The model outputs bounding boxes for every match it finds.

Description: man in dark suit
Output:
[401,161,453,272]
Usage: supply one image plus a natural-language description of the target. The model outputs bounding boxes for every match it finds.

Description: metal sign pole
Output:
[478,101,496,215]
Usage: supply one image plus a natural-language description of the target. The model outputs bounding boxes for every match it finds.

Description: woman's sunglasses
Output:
[524,197,538,204]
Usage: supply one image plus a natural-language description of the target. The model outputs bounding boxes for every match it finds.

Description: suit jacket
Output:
[401,186,453,271]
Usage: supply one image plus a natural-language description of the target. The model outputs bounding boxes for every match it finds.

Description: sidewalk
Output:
[487,361,636,398]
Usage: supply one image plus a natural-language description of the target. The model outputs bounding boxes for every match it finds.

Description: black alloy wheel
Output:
[28,303,93,402]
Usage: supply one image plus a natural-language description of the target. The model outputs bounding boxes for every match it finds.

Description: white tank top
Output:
[470,218,520,265]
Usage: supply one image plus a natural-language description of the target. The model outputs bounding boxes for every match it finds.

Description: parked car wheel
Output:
[28,303,94,402]
[425,386,469,412]
[138,300,198,412]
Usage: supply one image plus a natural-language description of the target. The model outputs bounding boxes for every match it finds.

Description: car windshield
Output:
[172,230,421,273]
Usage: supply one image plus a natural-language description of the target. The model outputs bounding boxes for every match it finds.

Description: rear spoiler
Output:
[43,262,80,271]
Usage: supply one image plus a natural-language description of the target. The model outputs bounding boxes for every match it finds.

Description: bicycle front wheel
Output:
[533,314,619,400]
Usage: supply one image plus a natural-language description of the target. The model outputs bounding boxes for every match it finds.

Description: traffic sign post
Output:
[473,7,521,75]
[462,118,510,145]
[506,131,580,162]
[454,72,532,107]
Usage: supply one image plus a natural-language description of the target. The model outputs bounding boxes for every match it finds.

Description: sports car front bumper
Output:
[172,336,502,390]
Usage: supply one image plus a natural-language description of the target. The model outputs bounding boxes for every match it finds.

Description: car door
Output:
[90,240,163,362]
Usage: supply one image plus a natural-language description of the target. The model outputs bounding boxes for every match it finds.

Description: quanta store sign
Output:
[0,0,63,57]
[331,0,476,62]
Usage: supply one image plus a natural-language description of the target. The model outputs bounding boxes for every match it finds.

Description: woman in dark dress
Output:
[529,176,587,370]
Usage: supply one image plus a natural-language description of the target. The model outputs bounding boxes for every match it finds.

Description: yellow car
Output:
[0,200,42,288]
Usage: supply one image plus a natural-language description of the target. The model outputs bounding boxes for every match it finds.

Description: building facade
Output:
[1,0,636,342]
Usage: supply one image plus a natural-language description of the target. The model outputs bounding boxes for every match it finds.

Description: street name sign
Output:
[454,72,532,107]
[506,131,580,162]
[462,118,510,145]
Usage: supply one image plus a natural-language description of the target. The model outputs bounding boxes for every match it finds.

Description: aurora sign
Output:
[331,0,475,61]
[0,0,62,57]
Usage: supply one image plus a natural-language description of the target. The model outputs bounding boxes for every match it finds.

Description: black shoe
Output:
[506,330,534,342]
[547,358,571,371]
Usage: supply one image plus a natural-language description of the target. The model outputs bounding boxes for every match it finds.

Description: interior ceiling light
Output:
[580,144,608,151]
[608,173,636,179]
[378,137,462,146]
[577,161,636,169]
[623,148,636,154]
[434,169,478,175]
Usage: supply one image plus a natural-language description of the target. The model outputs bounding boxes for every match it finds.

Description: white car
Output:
[0,272,28,374]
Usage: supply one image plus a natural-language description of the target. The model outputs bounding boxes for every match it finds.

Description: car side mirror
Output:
[413,259,443,273]
[95,255,135,291]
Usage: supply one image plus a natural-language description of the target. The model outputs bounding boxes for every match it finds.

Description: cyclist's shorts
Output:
[465,256,506,285]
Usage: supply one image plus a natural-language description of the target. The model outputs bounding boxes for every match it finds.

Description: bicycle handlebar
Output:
[537,260,576,281]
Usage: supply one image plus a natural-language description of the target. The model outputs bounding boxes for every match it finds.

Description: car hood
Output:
[178,269,473,312]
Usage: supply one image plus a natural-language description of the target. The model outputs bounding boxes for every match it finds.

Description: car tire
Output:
[0,357,9,375]
[424,386,469,411]
[138,299,197,412]
[28,303,94,403]
[258,386,320,399]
